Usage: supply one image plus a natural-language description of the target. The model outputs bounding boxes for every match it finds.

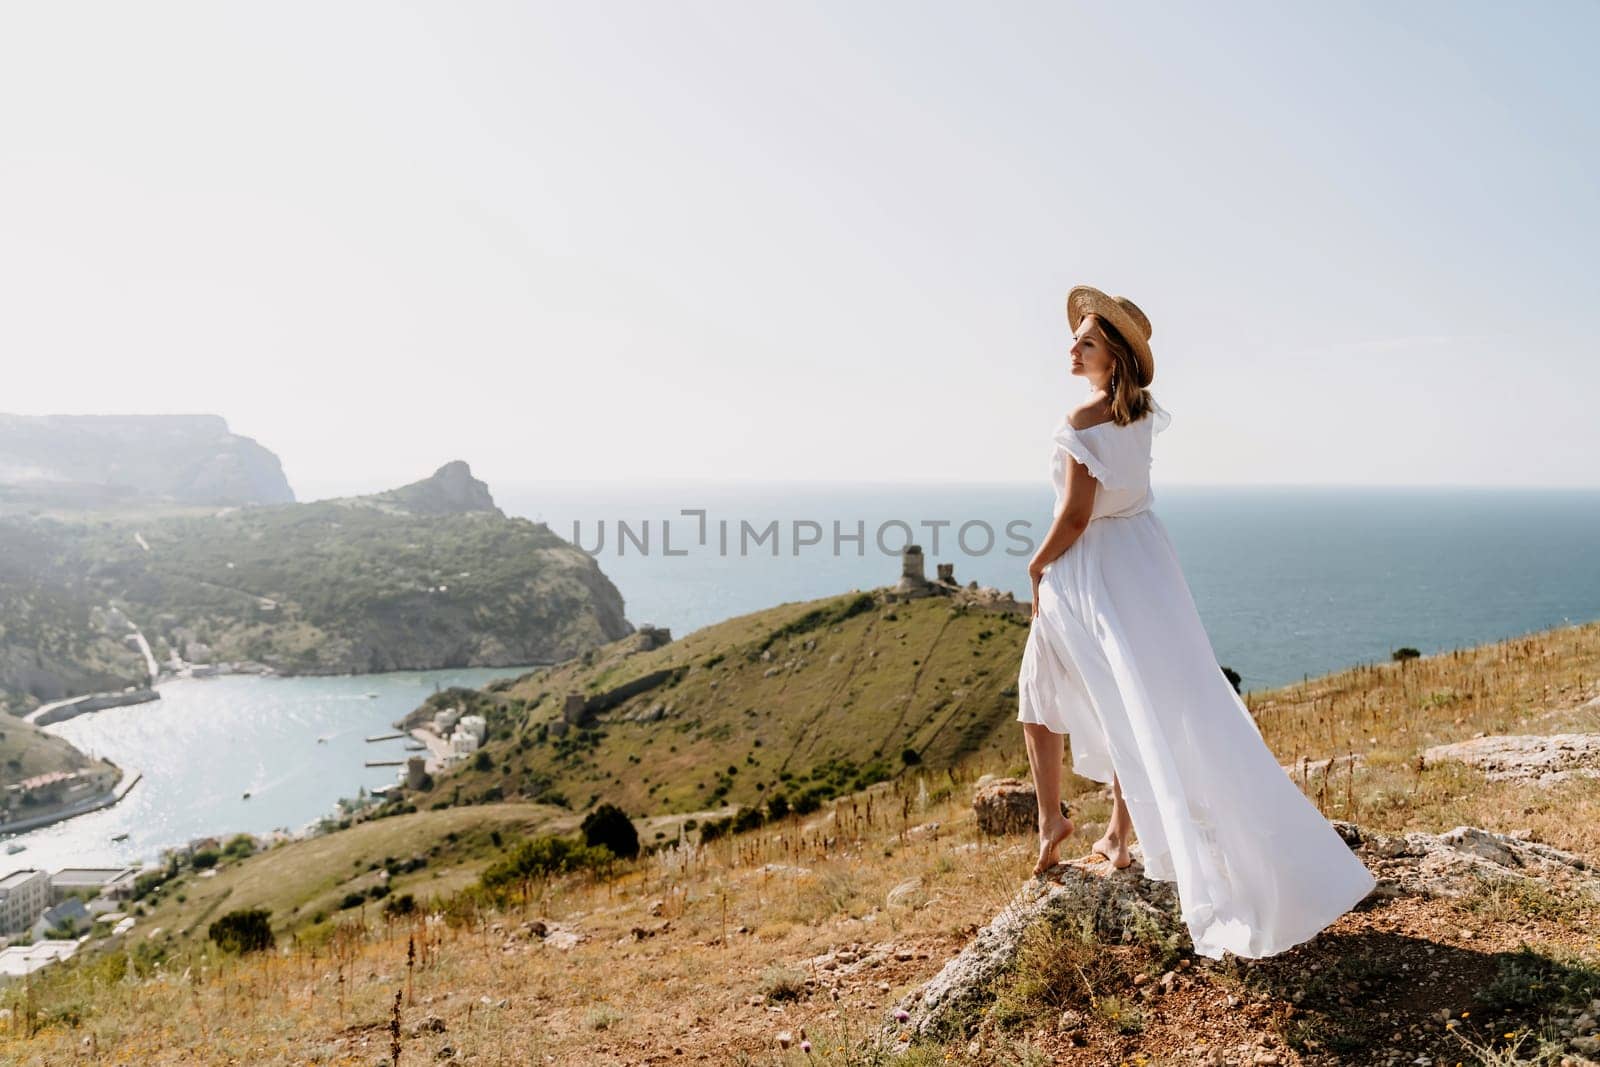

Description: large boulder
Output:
[883,847,1179,1045]
[972,776,1068,837]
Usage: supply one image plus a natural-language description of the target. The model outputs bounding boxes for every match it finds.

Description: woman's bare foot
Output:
[1032,814,1076,876]
[1091,830,1132,869]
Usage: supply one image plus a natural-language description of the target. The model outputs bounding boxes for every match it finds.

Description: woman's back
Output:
[1049,398,1172,520]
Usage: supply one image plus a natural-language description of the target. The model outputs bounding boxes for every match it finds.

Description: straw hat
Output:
[1066,285,1155,388]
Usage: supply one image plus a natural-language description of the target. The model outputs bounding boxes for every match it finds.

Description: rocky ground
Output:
[882,785,1600,1066]
[1423,732,1600,787]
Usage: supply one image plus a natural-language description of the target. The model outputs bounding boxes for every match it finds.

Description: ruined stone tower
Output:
[894,544,933,599]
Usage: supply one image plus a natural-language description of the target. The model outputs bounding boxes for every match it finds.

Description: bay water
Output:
[4,667,527,877]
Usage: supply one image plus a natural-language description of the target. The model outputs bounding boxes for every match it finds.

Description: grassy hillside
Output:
[0,712,114,795]
[126,804,575,949]
[412,587,1040,817]
[407,571,1600,846]
[4,619,1599,1064]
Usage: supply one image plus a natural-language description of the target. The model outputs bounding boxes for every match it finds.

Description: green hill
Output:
[394,579,1038,818]
[0,462,632,718]
[0,712,114,794]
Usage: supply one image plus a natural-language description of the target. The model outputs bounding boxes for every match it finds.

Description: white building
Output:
[50,867,139,904]
[449,730,480,757]
[457,714,487,743]
[0,869,50,936]
[432,706,463,734]
[0,940,80,983]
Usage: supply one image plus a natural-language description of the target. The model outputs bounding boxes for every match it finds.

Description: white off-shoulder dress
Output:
[1016,397,1376,960]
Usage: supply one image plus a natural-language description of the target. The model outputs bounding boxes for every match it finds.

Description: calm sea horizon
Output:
[497,481,1600,694]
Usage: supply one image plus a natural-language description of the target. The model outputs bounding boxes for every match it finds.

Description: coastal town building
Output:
[0,940,81,983]
[2,769,99,815]
[30,897,90,941]
[0,869,51,935]
[448,730,480,759]
[49,867,138,903]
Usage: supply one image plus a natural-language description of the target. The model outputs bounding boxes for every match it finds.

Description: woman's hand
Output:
[1028,557,1047,618]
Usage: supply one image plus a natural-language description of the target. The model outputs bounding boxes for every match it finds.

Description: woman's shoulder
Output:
[1065,395,1114,431]
[1064,393,1172,434]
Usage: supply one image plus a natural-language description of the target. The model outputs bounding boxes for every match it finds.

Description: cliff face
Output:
[0,413,294,508]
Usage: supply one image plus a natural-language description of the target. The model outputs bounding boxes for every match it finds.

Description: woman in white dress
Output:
[1016,285,1376,960]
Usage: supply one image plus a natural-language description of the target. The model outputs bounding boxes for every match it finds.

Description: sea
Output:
[5,483,1597,877]
[498,482,1600,693]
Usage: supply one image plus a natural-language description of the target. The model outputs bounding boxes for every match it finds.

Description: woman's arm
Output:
[1027,459,1098,615]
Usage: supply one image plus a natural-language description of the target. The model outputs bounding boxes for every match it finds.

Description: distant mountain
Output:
[0,413,294,509]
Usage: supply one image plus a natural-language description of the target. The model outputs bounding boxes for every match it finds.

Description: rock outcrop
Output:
[884,848,1182,1044]
[1422,733,1600,786]
[0,413,293,507]
[972,776,1066,836]
[880,818,1600,1048]
[363,460,502,516]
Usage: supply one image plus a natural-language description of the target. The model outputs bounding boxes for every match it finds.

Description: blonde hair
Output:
[1087,313,1156,426]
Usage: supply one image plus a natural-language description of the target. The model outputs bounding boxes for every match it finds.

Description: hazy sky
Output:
[3,2,1595,495]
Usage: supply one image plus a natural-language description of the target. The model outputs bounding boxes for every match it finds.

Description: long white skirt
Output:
[1017,507,1376,959]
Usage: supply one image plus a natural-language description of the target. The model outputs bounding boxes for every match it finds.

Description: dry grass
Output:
[1248,618,1600,857]
[4,620,1600,1064]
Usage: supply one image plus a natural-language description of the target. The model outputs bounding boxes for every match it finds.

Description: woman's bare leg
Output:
[1091,773,1134,869]
[1021,722,1075,874]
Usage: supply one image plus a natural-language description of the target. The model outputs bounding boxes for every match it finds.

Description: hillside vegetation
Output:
[0,462,632,719]
[410,586,1042,817]
[0,712,111,791]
